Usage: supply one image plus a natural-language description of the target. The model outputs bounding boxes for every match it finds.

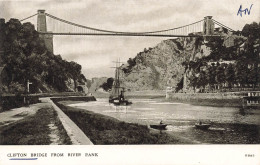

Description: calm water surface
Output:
[69,98,260,144]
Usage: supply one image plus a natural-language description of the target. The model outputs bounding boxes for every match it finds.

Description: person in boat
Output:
[160,120,163,125]
[199,121,202,125]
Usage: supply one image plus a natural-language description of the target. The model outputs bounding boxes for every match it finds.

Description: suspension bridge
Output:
[19,10,234,52]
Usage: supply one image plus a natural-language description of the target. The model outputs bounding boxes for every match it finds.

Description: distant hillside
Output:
[0,18,87,93]
[88,77,108,93]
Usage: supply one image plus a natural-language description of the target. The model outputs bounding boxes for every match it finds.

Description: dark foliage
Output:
[100,77,114,91]
[0,18,86,93]
[122,57,137,74]
[175,77,183,92]
[0,95,39,111]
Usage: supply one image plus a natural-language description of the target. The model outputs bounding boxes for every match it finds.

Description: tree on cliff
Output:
[1,18,86,93]
[122,57,137,74]
[205,64,217,90]
[197,71,207,90]
[240,22,260,88]
[215,64,225,88]
[224,64,235,88]
[100,77,114,91]
[189,72,198,91]
[241,22,260,38]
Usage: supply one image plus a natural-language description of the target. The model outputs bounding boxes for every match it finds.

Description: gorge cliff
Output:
[119,37,209,91]
[119,22,259,92]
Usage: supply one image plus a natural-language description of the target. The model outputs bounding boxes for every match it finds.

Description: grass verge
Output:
[0,107,71,145]
[54,101,190,144]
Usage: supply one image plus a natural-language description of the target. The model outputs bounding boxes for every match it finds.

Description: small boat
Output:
[195,123,211,130]
[150,124,167,130]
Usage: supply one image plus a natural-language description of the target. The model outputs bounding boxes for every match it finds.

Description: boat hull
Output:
[109,97,132,106]
[150,124,167,130]
[195,124,211,130]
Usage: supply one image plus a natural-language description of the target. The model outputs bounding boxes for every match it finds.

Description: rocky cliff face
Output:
[120,36,211,91]
[119,27,254,92]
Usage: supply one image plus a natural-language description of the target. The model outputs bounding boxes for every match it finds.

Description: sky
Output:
[1,0,259,79]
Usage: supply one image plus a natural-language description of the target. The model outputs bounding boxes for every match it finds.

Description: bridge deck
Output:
[40,32,223,37]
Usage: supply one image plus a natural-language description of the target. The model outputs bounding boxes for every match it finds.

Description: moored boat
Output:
[195,123,211,130]
[150,124,168,130]
[109,59,132,106]
[109,91,132,106]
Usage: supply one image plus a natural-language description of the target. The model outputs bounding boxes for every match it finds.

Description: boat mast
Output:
[111,58,121,97]
[116,58,120,96]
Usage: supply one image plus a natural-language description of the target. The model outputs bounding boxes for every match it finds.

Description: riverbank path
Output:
[0,98,93,145]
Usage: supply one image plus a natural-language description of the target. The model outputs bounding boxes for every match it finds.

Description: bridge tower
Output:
[37,10,53,53]
[203,16,214,35]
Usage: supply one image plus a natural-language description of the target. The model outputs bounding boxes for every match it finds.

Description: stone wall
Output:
[167,92,243,100]
[166,92,245,107]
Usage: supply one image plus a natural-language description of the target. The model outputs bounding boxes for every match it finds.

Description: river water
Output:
[69,98,260,144]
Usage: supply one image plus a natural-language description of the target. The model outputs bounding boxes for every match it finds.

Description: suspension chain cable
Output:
[46,13,204,35]
[20,13,37,22]
[212,19,234,31]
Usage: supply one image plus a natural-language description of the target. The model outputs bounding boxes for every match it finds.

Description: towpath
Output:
[0,97,93,145]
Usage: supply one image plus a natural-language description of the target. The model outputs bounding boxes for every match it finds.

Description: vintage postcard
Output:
[0,0,259,164]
